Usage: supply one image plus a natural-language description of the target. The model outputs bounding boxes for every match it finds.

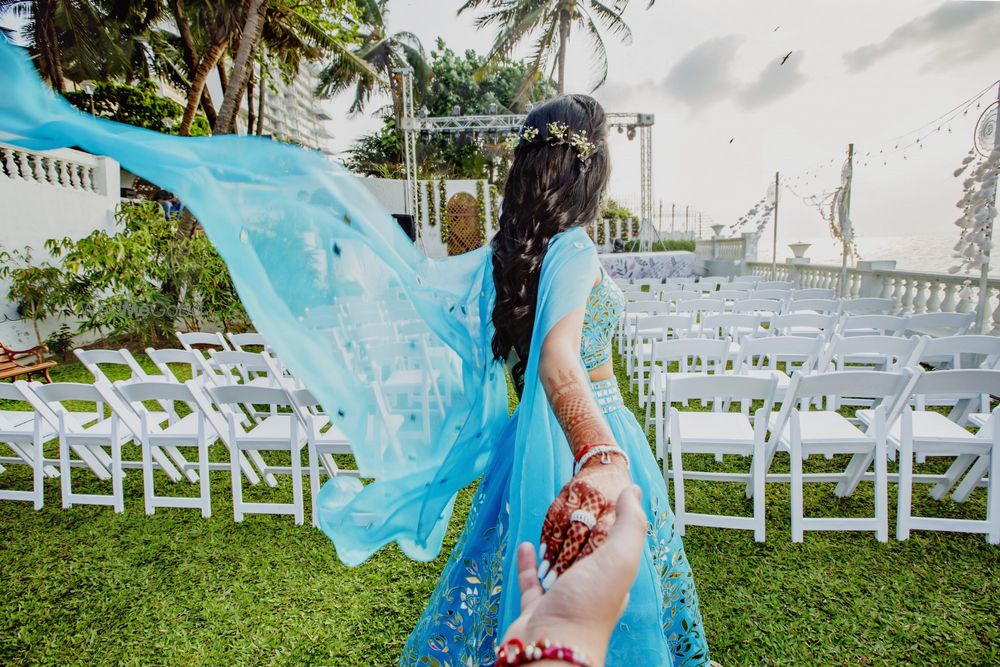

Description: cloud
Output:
[660,34,745,108]
[844,1,1000,74]
[738,52,807,109]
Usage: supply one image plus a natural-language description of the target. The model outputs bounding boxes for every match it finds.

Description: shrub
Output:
[1,202,248,348]
[623,239,696,252]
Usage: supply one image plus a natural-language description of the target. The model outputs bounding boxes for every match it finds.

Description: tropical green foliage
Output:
[63,79,210,135]
[316,0,428,119]
[346,39,556,180]
[0,202,248,348]
[458,0,636,96]
[623,239,696,252]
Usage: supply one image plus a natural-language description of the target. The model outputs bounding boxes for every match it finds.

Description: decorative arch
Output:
[444,192,481,255]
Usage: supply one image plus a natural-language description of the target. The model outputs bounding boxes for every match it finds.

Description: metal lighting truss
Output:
[395,68,656,249]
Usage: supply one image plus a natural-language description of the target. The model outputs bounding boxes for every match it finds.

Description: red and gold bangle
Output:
[573,443,614,464]
[574,445,629,474]
[494,638,592,666]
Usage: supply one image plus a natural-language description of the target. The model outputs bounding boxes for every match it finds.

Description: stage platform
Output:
[598,251,701,280]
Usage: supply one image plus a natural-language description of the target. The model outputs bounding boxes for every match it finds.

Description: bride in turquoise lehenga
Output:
[0,40,708,667]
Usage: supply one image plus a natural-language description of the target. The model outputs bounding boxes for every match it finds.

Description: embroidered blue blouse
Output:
[580,269,625,370]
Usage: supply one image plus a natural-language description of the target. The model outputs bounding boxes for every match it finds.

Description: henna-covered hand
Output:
[538,455,631,588]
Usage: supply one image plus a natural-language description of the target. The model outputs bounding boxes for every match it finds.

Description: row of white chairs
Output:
[640,333,1000,450]
[661,367,999,544]
[0,341,414,527]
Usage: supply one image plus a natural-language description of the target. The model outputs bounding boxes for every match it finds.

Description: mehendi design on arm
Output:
[546,367,615,455]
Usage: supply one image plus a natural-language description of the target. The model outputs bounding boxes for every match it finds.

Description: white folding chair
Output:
[839,314,906,337]
[790,288,836,300]
[0,382,57,508]
[697,277,728,292]
[757,281,795,290]
[146,347,216,385]
[205,384,307,524]
[769,313,838,339]
[227,331,271,354]
[732,335,824,404]
[903,312,975,337]
[699,313,762,356]
[733,298,782,325]
[666,373,778,541]
[752,288,792,302]
[287,387,358,527]
[782,298,843,316]
[176,331,231,368]
[841,298,896,315]
[764,370,916,542]
[817,334,923,373]
[74,348,157,385]
[863,370,1000,543]
[631,314,694,404]
[644,338,731,456]
[731,276,763,288]
[909,335,1000,419]
[20,382,133,512]
[111,381,215,517]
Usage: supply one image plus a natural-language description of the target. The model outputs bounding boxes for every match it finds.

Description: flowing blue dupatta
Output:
[0,39,603,628]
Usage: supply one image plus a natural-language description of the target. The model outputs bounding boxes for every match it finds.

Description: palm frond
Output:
[587,0,633,43]
[582,15,609,91]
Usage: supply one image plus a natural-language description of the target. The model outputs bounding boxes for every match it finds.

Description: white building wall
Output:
[0,144,121,347]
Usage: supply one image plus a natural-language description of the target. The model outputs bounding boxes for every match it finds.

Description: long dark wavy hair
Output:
[490,95,610,390]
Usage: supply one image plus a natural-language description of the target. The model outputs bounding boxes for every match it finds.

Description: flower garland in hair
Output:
[505,121,597,166]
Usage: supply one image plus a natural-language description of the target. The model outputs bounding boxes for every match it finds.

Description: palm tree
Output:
[315,0,429,120]
[0,0,106,91]
[458,0,633,96]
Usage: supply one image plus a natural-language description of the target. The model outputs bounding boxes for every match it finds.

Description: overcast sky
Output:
[320,0,1000,254]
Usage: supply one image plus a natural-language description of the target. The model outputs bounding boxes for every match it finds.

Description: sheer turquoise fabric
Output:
[0,40,709,664]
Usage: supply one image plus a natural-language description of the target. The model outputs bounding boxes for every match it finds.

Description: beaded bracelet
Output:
[494,638,592,666]
[574,445,630,474]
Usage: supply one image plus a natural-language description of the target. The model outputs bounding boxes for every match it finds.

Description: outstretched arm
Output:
[535,296,632,587]
[539,302,615,456]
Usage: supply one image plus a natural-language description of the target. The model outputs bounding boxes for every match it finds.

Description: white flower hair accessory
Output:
[504,121,598,167]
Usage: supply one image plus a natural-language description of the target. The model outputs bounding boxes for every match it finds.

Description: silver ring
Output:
[570,509,597,530]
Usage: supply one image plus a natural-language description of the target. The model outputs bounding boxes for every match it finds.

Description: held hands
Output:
[501,486,648,667]
[538,451,632,588]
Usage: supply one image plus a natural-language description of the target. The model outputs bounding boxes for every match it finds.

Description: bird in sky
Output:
[773,25,780,32]
[780,51,793,66]
[729,138,735,144]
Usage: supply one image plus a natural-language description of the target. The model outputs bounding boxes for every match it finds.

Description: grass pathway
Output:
[0,353,997,665]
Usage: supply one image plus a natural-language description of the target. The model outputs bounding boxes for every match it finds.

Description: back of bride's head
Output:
[490,95,610,383]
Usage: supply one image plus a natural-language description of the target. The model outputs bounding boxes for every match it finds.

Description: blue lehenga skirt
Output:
[400,378,710,667]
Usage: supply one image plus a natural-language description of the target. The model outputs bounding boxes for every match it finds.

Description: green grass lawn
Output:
[1,351,998,666]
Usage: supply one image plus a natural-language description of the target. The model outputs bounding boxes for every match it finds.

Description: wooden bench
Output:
[0,340,56,383]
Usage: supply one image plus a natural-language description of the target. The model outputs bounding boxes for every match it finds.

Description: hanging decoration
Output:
[728,195,773,236]
[630,218,640,239]
[489,184,501,230]
[596,219,606,246]
[828,154,862,260]
[416,180,423,229]
[439,180,449,243]
[426,181,437,227]
[475,180,488,245]
[949,145,1000,274]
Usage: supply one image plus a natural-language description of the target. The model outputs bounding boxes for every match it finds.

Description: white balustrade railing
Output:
[1,143,110,195]
[744,260,1000,333]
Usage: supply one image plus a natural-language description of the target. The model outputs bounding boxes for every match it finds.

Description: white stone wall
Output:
[0,144,121,348]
